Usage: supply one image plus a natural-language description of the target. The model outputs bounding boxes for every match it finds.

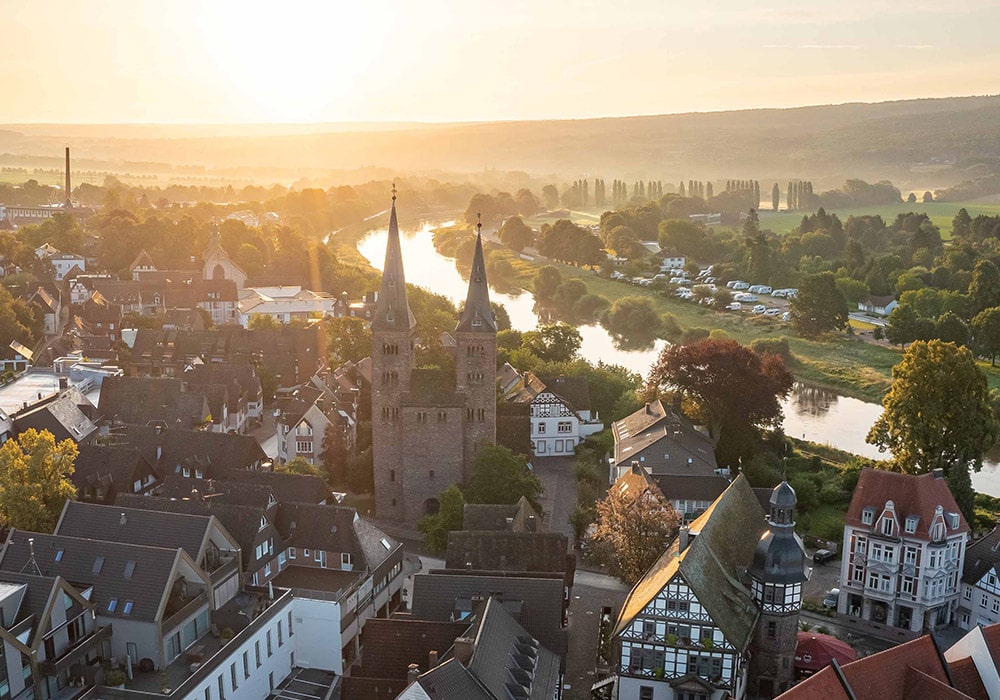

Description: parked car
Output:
[732,281,750,290]
[725,302,742,311]
[823,588,840,609]
[814,549,837,565]
[752,304,767,314]
[764,307,782,317]
[610,271,625,280]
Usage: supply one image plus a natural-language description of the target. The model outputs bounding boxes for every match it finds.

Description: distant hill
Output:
[2,95,1000,188]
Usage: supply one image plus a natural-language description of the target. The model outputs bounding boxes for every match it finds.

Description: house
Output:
[237,286,342,327]
[0,340,32,374]
[653,473,731,522]
[54,501,244,609]
[98,376,212,431]
[10,383,98,444]
[129,249,157,279]
[837,468,968,634]
[27,286,64,336]
[504,371,604,457]
[609,477,808,700]
[90,280,142,313]
[610,400,719,482]
[202,230,248,290]
[111,424,269,477]
[959,521,1000,629]
[49,252,85,281]
[77,292,123,342]
[778,622,1000,699]
[858,295,899,316]
[276,385,339,464]
[0,570,111,700]
[184,363,263,430]
[72,444,161,503]
[660,256,686,271]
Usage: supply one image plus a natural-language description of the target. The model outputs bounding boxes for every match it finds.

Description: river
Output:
[355,220,1000,497]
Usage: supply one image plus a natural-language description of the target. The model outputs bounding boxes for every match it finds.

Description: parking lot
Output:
[610,270,796,318]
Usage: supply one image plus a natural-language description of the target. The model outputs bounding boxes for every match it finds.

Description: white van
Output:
[726,302,742,311]
[732,281,750,290]
[749,285,773,295]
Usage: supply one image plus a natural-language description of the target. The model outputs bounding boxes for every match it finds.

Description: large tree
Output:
[418,485,465,554]
[498,216,534,252]
[0,429,77,532]
[520,322,582,363]
[590,477,681,584]
[465,443,542,509]
[867,340,998,521]
[790,272,848,337]
[973,307,1000,365]
[969,259,1000,315]
[325,315,371,365]
[645,339,794,466]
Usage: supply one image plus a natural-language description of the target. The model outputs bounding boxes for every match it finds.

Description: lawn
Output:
[757,200,1000,238]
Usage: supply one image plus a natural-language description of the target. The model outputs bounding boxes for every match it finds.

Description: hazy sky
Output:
[2,0,999,124]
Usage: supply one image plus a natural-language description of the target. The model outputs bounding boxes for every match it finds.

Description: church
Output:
[371,192,497,523]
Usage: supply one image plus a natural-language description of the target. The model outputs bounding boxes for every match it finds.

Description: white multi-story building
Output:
[504,371,604,457]
[838,468,969,633]
[958,522,1000,629]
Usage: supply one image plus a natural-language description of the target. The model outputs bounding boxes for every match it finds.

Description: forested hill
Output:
[3,95,1000,187]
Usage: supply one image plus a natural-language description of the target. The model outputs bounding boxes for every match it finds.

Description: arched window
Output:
[213,264,225,280]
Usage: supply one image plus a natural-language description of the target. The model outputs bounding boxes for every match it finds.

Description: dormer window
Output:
[905,515,919,534]
[259,516,268,531]
[107,599,117,613]
[881,517,894,537]
[862,507,875,525]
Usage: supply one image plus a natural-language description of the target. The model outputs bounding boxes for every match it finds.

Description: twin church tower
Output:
[371,192,498,523]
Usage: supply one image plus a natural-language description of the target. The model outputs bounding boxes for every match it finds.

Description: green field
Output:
[757,200,1000,238]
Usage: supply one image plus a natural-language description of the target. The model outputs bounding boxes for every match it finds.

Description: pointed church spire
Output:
[456,213,496,333]
[373,183,416,331]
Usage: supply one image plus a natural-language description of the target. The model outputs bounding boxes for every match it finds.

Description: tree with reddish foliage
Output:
[645,339,794,467]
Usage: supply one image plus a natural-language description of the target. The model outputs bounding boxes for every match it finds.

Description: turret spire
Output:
[456,213,496,333]
[372,186,416,331]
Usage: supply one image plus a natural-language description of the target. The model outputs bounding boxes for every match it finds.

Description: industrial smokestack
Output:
[64,147,71,207]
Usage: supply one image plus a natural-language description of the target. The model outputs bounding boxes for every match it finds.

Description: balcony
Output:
[161,592,209,634]
[208,556,239,585]
[40,625,114,675]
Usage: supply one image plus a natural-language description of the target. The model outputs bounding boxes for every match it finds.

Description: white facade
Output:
[838,502,967,632]
[616,575,747,700]
[238,287,340,328]
[530,390,603,457]
[659,256,686,271]
[960,568,1000,629]
[944,625,1000,699]
[51,254,85,281]
[289,597,344,674]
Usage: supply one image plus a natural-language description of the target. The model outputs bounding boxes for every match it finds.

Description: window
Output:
[429,470,435,479]
[390,469,395,482]
[204,687,211,700]
[901,578,914,595]
[342,553,353,569]
[881,517,894,537]
[255,641,261,667]
[93,557,105,574]
[55,549,64,562]
[982,594,989,609]
[108,599,117,613]
[853,566,865,583]
[243,651,250,679]
[267,630,273,656]
[965,588,973,600]
[230,664,238,690]
[537,422,546,434]
[288,611,294,636]
[766,621,776,638]
[303,549,310,558]
[639,688,654,700]
[904,547,917,566]
[124,560,136,579]
[862,508,875,525]
[289,547,296,560]
[218,675,226,700]
[557,421,572,433]
[905,515,919,534]
[295,441,312,454]
[278,621,283,646]
[123,600,134,615]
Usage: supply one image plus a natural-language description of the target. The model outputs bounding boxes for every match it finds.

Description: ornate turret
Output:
[456,216,496,334]
[748,481,809,698]
[372,186,416,332]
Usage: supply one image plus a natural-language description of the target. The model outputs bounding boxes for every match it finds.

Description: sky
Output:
[2,0,1000,124]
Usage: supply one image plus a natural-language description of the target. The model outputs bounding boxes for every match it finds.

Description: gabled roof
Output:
[0,530,195,623]
[611,400,717,473]
[54,501,215,562]
[72,444,158,495]
[413,659,493,700]
[275,503,399,570]
[654,474,730,504]
[98,376,211,430]
[113,424,267,475]
[128,250,156,272]
[455,231,495,334]
[466,597,560,700]
[846,468,969,539]
[12,388,97,444]
[232,469,331,505]
[615,476,765,652]
[445,531,570,575]
[158,475,277,509]
[353,618,469,680]
[947,656,989,700]
[963,522,1000,585]
[371,197,416,332]
[462,497,540,532]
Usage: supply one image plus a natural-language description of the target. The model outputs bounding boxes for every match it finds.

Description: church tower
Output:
[454,218,497,479]
[371,187,416,521]
[748,481,809,698]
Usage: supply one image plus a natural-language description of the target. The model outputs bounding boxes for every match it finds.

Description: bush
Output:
[574,294,610,320]
[660,313,682,339]
[105,670,127,687]
[819,482,842,505]
[789,475,819,510]
[681,327,710,345]
[750,336,791,360]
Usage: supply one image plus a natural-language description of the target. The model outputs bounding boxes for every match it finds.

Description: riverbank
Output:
[431,223,1000,403]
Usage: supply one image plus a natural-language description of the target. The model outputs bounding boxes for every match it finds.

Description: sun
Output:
[197,3,386,122]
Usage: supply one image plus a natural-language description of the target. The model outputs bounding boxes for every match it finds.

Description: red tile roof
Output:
[947,656,989,700]
[845,468,968,539]
[780,666,850,699]
[903,665,972,700]
[982,623,1000,672]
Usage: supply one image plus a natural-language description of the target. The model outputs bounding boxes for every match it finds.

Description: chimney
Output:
[65,147,71,206]
[526,515,537,532]
[406,664,420,687]
[932,468,945,480]
[120,512,128,525]
[428,650,439,669]
[644,402,651,415]
[453,637,475,665]
[58,376,68,391]
[678,525,690,551]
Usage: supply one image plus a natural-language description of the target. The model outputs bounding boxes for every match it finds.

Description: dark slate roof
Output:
[183,364,260,404]
[0,571,60,627]
[97,376,210,429]
[55,501,211,562]
[411,573,566,656]
[275,504,399,570]
[445,532,570,575]
[615,476,766,652]
[611,399,717,473]
[963,523,1000,585]
[0,530,183,623]
[230,470,331,505]
[653,474,731,504]
[354,618,468,679]
[114,425,267,476]
[12,388,98,444]
[115,493,273,570]
[467,597,560,700]
[461,497,539,532]
[372,198,416,332]
[455,231,496,334]
[158,475,277,509]
[414,659,493,700]
[536,375,592,412]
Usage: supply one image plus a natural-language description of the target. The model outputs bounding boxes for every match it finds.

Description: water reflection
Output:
[355,221,1000,496]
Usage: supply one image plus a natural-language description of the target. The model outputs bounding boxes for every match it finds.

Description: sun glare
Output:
[198,3,386,122]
